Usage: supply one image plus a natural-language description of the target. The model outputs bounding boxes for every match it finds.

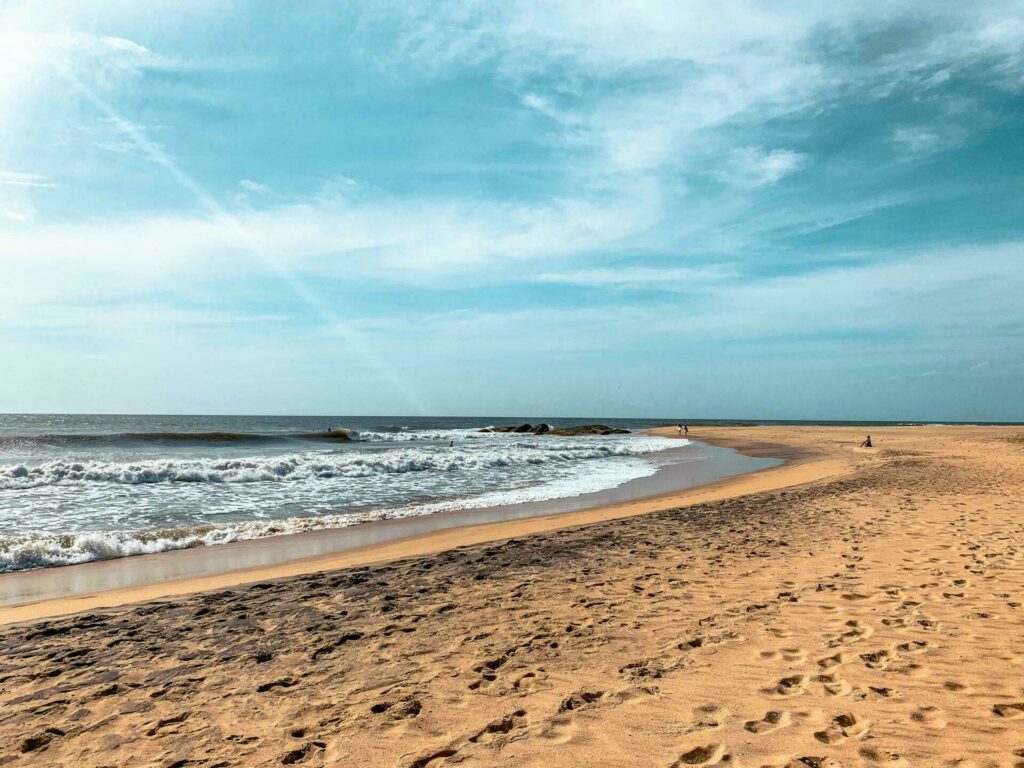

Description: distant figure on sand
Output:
[684,424,688,435]
[676,425,682,436]
[860,435,873,448]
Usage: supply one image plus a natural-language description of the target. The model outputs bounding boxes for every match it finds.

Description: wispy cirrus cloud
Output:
[533,265,736,288]
[0,179,663,314]
[352,0,1024,184]
[2,1,1024,416]
[716,147,807,189]
[0,170,58,188]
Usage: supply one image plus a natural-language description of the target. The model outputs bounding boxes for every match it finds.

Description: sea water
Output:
[0,414,683,571]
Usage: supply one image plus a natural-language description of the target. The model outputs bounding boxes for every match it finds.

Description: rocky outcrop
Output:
[480,423,628,436]
[481,424,534,433]
[548,425,630,436]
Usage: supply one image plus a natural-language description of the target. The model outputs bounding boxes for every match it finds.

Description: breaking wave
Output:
[0,438,676,490]
[0,445,677,571]
[0,426,495,449]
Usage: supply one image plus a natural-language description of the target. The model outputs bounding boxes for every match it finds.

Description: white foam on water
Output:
[0,437,679,490]
[0,435,686,571]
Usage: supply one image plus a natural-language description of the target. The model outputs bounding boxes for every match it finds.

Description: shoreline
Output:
[0,430,845,625]
[3,425,1021,766]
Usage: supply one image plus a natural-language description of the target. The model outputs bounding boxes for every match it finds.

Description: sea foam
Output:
[0,437,678,490]
[0,441,683,571]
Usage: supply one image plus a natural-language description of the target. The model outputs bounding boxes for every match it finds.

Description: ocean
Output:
[0,414,688,572]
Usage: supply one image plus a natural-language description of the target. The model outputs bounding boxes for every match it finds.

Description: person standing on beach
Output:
[677,425,683,436]
[684,425,688,435]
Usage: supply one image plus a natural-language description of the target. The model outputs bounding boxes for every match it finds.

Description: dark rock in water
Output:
[548,424,630,436]
[480,423,628,436]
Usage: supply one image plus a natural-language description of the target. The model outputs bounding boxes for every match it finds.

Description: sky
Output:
[1,1,1023,421]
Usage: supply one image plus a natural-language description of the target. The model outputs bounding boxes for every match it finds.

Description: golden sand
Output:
[1,425,1023,767]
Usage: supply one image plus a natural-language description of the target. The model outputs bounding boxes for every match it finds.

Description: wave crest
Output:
[0,438,679,490]
[0,447,676,571]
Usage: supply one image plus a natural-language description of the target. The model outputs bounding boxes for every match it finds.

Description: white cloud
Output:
[890,108,988,160]
[0,170,58,188]
[322,241,1024,370]
[239,179,269,194]
[1,303,292,333]
[356,1,1024,183]
[1,1,1023,400]
[0,181,663,316]
[533,265,735,287]
[717,147,806,188]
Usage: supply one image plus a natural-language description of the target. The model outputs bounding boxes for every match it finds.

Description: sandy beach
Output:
[2,425,1023,767]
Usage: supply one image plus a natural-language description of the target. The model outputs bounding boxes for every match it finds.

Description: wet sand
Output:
[1,425,1023,767]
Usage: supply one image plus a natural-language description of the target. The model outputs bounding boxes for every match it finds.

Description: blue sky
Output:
[1,1,1023,420]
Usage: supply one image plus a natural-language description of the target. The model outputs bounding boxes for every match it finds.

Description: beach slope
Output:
[1,425,1022,767]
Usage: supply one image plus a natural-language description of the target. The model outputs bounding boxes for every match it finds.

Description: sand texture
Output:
[1,425,1023,767]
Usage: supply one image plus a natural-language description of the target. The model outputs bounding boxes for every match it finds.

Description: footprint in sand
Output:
[910,705,947,729]
[680,704,726,733]
[769,674,810,697]
[840,592,873,602]
[859,648,895,670]
[280,741,326,765]
[407,747,460,768]
[896,640,931,654]
[828,620,873,647]
[671,743,726,766]
[816,672,852,697]
[814,712,869,744]
[512,669,548,694]
[858,746,909,766]
[781,647,808,663]
[744,710,791,734]
[760,648,807,663]
[775,757,842,768]
[992,702,1024,718]
[538,717,576,745]
[865,685,901,700]
[816,652,844,670]
[468,709,528,744]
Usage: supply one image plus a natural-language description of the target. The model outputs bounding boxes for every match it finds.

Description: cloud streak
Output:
[2,1,1023,417]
